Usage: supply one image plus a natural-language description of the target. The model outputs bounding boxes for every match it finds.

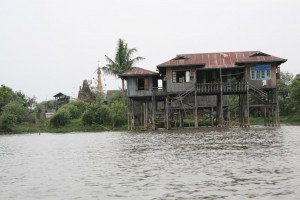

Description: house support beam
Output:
[216,94,223,127]
[194,90,198,128]
[152,91,156,130]
[165,96,170,130]
[210,107,214,127]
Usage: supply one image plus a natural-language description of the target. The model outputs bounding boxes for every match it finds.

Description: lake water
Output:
[1,126,300,200]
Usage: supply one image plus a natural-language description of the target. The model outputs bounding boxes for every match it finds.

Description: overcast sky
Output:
[1,0,299,102]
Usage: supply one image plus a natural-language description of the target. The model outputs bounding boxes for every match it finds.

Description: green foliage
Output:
[0,101,27,131]
[277,71,294,115]
[82,102,111,125]
[110,101,127,127]
[108,91,126,105]
[60,100,87,119]
[288,74,300,114]
[50,109,71,128]
[0,113,15,131]
[0,85,15,112]
[35,100,55,120]
[103,38,144,90]
[107,91,127,128]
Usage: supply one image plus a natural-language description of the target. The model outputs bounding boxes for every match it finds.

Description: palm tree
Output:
[103,39,144,91]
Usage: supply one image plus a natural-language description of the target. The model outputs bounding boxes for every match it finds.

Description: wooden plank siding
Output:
[166,66,196,93]
[126,77,155,97]
[246,63,278,89]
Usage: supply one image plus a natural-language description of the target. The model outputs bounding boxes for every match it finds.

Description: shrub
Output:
[0,113,15,131]
[60,100,87,119]
[64,104,81,119]
[2,101,27,124]
[81,109,94,125]
[108,91,126,106]
[82,103,111,125]
[50,109,71,128]
[110,101,127,127]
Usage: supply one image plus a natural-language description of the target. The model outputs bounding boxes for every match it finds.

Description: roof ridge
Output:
[178,51,260,56]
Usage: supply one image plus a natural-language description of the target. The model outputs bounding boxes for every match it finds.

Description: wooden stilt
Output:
[152,91,156,130]
[165,96,170,129]
[132,99,135,130]
[127,98,130,130]
[194,90,198,128]
[211,107,214,127]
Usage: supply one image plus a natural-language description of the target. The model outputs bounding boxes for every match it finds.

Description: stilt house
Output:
[120,51,287,130]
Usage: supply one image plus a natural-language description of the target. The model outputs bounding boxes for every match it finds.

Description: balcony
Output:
[196,82,248,94]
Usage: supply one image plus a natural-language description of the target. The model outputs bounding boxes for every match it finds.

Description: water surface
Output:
[1,126,300,199]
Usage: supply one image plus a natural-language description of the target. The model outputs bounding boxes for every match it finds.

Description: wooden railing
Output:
[196,82,248,93]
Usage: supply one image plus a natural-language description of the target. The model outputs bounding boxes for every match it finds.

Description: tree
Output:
[277,71,294,115]
[0,85,15,112]
[277,71,294,100]
[0,101,27,131]
[289,74,300,113]
[103,38,144,91]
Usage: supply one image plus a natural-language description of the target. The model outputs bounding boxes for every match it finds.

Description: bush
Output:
[82,103,111,125]
[64,104,81,119]
[81,109,94,125]
[110,101,127,127]
[50,109,71,128]
[60,100,87,119]
[108,91,126,106]
[2,101,27,124]
[0,113,15,131]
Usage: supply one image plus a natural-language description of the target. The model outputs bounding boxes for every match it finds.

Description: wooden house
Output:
[121,51,287,130]
[53,92,70,110]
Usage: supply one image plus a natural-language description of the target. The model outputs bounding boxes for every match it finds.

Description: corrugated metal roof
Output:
[157,51,287,69]
[119,67,158,77]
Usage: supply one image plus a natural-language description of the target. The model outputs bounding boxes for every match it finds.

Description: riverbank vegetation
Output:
[1,71,300,134]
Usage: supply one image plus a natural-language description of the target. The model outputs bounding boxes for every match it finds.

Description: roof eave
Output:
[235,59,287,65]
[157,64,205,68]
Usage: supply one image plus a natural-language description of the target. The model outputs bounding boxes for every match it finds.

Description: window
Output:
[172,70,191,83]
[266,70,271,78]
[137,78,149,90]
[250,65,272,80]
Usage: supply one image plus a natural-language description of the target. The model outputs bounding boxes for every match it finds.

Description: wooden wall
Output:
[126,77,154,97]
[166,66,196,93]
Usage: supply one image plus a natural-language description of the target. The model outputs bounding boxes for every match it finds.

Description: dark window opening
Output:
[172,71,190,83]
[137,78,149,90]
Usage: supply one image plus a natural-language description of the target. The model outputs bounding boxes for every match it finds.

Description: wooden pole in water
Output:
[194,86,198,128]
[152,90,156,130]
[127,98,130,130]
[132,99,135,130]
[246,83,250,127]
[211,107,214,127]
[275,89,280,127]
[166,96,170,129]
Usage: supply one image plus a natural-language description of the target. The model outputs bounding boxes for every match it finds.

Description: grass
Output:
[2,118,128,134]
[2,114,300,134]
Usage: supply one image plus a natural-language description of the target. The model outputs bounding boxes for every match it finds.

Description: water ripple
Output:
[1,126,300,199]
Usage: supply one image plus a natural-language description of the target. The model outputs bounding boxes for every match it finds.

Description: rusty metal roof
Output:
[157,51,287,69]
[119,67,158,77]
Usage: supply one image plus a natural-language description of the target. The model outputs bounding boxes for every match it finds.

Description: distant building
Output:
[53,92,70,110]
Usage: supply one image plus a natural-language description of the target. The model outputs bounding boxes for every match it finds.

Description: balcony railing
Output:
[196,82,248,93]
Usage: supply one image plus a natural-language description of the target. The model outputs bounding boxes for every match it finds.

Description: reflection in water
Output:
[1,126,300,200]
